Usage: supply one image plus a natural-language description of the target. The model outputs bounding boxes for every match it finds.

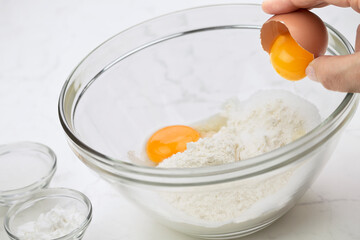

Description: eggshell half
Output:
[261,9,328,58]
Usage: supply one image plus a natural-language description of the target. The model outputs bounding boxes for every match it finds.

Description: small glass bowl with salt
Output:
[0,142,57,206]
[4,188,92,240]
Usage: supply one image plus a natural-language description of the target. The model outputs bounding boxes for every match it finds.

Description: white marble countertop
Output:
[0,1,359,239]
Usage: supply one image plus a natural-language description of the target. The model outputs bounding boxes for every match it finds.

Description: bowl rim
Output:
[0,142,57,204]
[58,4,358,182]
[4,188,93,240]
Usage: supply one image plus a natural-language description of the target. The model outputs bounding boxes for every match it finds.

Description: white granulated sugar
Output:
[156,90,321,226]
[16,205,85,240]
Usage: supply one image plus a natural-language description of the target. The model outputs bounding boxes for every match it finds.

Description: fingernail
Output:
[306,65,318,82]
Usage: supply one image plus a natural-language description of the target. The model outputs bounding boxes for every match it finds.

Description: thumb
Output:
[305,25,360,93]
[306,53,360,92]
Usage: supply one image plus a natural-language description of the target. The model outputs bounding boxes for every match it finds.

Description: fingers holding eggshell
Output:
[261,9,328,58]
[260,9,328,80]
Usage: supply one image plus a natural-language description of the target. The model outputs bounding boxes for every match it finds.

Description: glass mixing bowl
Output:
[58,4,358,239]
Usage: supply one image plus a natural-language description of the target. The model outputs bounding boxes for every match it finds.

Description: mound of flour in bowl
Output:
[158,90,321,168]
[154,90,321,228]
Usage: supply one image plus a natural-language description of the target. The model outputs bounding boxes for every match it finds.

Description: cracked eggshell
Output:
[261,9,328,58]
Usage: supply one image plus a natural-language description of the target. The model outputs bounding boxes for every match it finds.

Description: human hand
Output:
[262,0,360,92]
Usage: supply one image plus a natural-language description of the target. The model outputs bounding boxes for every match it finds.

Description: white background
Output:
[0,1,359,239]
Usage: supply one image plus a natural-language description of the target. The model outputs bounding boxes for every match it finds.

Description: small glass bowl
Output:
[4,188,93,240]
[0,142,57,206]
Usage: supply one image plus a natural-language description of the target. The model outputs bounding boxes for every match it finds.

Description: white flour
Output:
[156,130,237,168]
[158,90,320,169]
[156,90,321,225]
[16,205,85,240]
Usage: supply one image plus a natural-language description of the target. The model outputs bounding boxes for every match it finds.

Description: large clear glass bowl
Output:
[58,4,358,239]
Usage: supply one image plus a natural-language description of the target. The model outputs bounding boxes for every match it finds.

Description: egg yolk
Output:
[270,32,314,81]
[146,125,200,163]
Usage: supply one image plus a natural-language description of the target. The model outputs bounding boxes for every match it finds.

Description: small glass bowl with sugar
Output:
[4,188,93,240]
[0,142,57,206]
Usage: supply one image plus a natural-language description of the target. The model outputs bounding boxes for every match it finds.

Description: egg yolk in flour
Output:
[270,32,314,81]
[146,125,200,163]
